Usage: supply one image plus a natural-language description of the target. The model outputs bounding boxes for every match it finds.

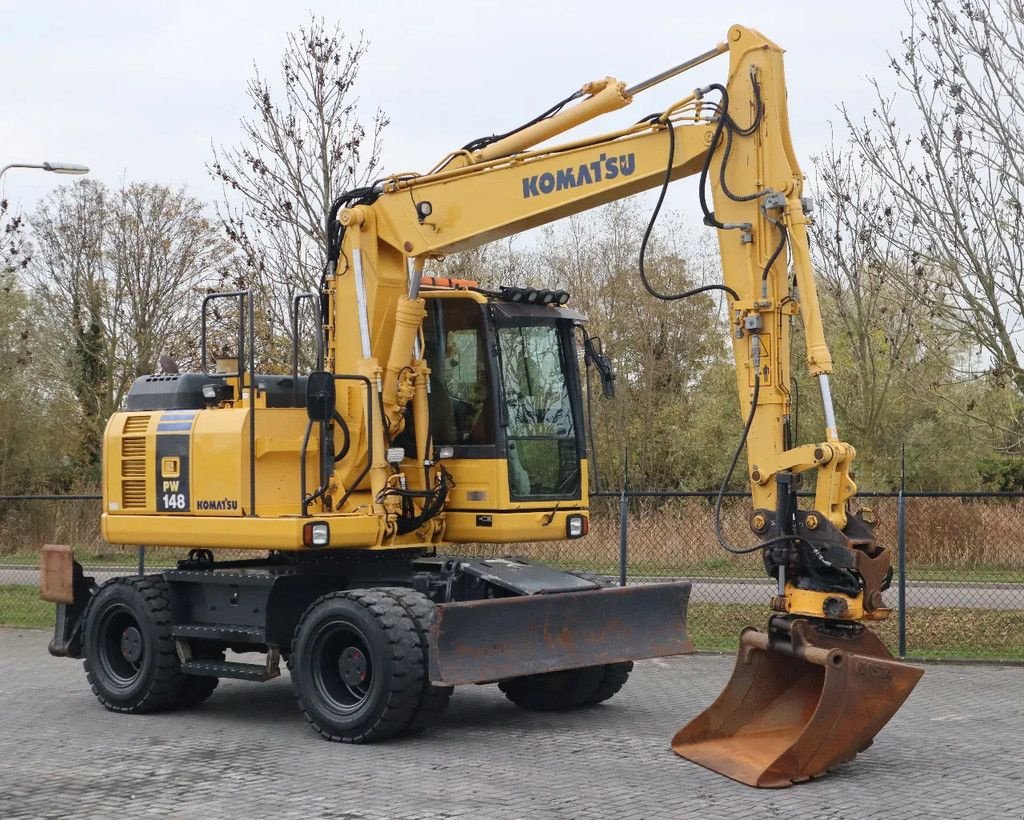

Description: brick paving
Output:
[1,628,1022,819]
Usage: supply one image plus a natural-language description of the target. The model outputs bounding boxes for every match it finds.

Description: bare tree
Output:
[1,198,32,278]
[210,16,388,362]
[29,180,233,466]
[845,0,1024,401]
[805,140,1006,484]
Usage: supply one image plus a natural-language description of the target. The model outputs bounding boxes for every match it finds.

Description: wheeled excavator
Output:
[40,24,921,787]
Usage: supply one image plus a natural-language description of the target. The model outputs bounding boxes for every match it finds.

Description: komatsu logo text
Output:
[197,498,239,511]
[522,152,636,199]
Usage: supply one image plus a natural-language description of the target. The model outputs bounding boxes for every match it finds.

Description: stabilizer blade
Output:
[429,582,692,686]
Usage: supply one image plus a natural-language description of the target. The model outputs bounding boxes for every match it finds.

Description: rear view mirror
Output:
[305,371,335,422]
[583,334,616,399]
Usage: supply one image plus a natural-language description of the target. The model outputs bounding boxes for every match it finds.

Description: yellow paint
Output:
[782,583,865,621]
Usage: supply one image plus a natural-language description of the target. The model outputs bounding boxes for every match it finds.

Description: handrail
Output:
[290,292,325,405]
[199,289,257,517]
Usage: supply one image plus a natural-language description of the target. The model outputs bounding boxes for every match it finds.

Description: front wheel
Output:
[290,589,429,743]
[499,662,633,711]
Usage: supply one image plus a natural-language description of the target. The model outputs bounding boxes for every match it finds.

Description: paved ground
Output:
[1,629,1022,819]
[5,566,1023,609]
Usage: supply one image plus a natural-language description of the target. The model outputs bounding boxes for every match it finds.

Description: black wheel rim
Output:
[96,603,145,688]
[309,619,375,715]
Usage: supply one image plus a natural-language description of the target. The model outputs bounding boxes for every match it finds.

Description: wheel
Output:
[377,587,453,736]
[290,589,429,743]
[174,645,224,708]
[583,662,633,706]
[498,666,605,711]
[82,576,184,713]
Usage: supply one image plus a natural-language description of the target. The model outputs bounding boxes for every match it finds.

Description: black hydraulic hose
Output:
[713,375,799,556]
[332,411,351,463]
[461,89,584,153]
[720,125,770,202]
[762,220,788,283]
[697,77,766,222]
[639,117,739,302]
[697,86,732,230]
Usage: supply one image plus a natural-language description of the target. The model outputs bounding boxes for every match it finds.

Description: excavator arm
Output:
[323,24,922,787]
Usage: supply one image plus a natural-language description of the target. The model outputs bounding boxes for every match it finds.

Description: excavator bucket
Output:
[672,618,923,788]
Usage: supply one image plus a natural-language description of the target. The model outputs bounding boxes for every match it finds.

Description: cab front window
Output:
[496,322,580,500]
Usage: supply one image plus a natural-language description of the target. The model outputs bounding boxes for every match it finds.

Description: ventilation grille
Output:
[124,415,150,434]
[122,438,146,458]
[121,480,147,508]
[121,414,150,508]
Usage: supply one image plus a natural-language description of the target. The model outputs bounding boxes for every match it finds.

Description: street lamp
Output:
[0,161,90,184]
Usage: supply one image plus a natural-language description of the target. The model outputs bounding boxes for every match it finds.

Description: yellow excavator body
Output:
[47,23,921,776]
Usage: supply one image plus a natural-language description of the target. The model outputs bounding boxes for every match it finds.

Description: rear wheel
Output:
[82,577,184,713]
[291,589,429,743]
[174,645,224,708]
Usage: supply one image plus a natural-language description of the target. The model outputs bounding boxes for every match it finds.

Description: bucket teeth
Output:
[672,618,923,788]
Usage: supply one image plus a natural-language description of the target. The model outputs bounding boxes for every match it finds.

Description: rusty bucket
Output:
[672,618,923,788]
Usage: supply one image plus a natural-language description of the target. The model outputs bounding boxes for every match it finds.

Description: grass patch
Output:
[0,547,168,568]
[503,556,1024,584]
[687,602,1024,661]
[0,585,53,628]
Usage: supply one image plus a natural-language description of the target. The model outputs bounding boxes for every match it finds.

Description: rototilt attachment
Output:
[672,616,923,788]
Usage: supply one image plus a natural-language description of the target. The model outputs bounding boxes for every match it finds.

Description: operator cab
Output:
[417,290,590,536]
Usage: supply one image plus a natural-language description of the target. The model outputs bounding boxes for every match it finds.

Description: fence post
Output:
[897,444,907,658]
[618,451,629,587]
[137,545,145,577]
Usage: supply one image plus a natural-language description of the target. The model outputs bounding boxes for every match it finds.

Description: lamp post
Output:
[0,161,90,184]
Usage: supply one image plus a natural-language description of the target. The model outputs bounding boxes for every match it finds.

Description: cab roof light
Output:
[498,286,571,306]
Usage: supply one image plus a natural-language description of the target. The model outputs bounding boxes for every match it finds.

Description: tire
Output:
[82,576,185,713]
[377,587,453,736]
[175,645,224,709]
[582,662,633,706]
[498,666,605,711]
[291,589,428,743]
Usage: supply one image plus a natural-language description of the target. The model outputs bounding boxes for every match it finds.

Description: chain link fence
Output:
[3,490,1023,661]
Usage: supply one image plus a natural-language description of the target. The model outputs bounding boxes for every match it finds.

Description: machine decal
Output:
[156,434,191,512]
[522,152,635,198]
[157,409,198,433]
[196,498,239,511]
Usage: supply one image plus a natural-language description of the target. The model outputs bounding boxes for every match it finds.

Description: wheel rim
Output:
[309,619,375,715]
[96,603,145,688]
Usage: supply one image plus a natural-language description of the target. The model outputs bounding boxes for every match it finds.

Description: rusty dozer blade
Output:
[672,617,923,788]
[428,582,692,686]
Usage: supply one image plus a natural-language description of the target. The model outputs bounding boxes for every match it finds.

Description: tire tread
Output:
[83,575,185,714]
[293,589,427,743]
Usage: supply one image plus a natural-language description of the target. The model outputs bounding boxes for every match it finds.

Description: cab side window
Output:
[424,300,495,446]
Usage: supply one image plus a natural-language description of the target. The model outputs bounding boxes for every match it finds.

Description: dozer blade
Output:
[672,618,923,788]
[428,582,692,686]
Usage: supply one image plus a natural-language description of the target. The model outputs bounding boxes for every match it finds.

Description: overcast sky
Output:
[1,1,905,224]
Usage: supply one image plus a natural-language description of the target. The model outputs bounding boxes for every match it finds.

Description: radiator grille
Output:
[121,415,150,508]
